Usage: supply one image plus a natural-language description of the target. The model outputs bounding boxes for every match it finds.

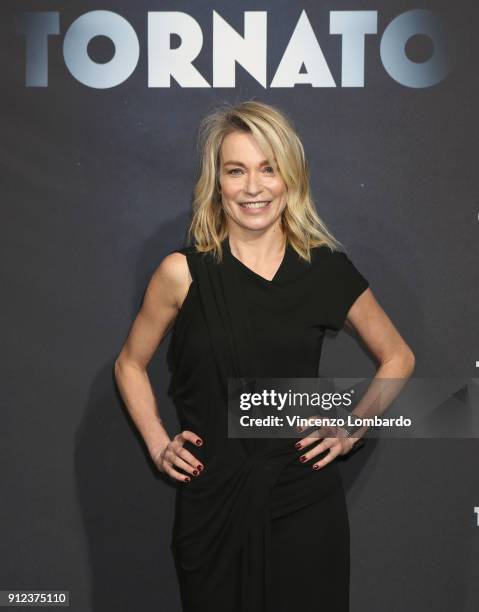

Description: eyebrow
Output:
[223,160,273,167]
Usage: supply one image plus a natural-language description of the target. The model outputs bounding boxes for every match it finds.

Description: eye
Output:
[226,166,275,176]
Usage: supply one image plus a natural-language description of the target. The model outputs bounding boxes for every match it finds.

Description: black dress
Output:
[166,236,369,612]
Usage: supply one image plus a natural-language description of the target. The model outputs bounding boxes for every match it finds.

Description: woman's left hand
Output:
[294,425,360,470]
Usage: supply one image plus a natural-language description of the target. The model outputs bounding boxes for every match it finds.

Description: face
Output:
[218,130,287,233]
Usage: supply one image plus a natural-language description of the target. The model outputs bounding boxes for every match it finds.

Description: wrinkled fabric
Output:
[166,237,369,611]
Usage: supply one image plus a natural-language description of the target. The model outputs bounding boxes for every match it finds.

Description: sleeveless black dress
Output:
[166,236,369,612]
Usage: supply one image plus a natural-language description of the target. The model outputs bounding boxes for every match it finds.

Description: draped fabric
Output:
[166,237,369,611]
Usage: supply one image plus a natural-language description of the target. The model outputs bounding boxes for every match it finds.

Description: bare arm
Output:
[114,252,204,482]
[297,288,416,467]
[345,287,415,375]
[339,287,416,441]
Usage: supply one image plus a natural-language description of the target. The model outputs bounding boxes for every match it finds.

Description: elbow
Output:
[113,356,123,380]
[379,345,415,378]
[399,345,416,378]
[114,355,146,378]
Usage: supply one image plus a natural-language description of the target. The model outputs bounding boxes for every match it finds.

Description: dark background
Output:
[1,1,478,610]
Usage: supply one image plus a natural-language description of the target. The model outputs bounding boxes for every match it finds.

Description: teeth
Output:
[240,201,270,208]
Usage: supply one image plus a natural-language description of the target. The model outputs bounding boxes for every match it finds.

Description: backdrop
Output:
[1,1,478,611]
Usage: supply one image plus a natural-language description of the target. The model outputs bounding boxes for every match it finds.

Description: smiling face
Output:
[218,130,287,234]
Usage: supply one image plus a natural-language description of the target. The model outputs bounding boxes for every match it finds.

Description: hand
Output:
[152,430,204,483]
[293,423,358,470]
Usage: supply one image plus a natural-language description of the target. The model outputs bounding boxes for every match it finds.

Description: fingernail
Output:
[197,464,203,470]
[294,442,302,449]
[193,470,198,476]
[184,477,191,483]
[313,465,319,470]
[195,439,202,446]
[299,455,306,462]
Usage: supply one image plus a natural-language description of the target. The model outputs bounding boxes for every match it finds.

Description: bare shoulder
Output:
[148,251,192,310]
[155,251,191,286]
[115,252,192,369]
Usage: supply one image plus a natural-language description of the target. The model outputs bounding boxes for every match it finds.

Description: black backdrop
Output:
[1,1,478,611]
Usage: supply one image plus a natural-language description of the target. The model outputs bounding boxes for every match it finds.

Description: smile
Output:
[239,201,271,209]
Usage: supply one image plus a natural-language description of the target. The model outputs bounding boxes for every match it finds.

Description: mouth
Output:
[238,200,272,209]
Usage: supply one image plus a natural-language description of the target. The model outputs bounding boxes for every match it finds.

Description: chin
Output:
[238,218,277,231]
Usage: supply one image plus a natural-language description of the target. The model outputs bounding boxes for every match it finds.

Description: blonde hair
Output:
[187,99,343,263]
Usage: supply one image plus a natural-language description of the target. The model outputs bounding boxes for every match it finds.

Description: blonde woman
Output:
[114,101,415,611]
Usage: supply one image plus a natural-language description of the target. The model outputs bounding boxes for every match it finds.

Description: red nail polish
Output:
[193,470,198,476]
[197,464,203,470]
[195,439,202,446]
[313,465,319,470]
[294,442,302,449]
[184,477,190,483]
[299,455,306,462]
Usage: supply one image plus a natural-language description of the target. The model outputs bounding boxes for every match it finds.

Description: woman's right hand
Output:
[152,430,204,483]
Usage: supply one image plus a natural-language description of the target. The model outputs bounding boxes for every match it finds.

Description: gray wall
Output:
[1,1,478,610]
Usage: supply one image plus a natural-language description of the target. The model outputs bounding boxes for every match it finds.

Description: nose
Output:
[244,170,264,197]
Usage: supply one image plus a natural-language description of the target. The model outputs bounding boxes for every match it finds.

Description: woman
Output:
[114,100,415,612]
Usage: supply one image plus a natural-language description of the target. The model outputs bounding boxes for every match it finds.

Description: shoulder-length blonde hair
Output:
[187,99,343,263]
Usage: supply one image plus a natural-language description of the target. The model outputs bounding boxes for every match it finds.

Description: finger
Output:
[295,429,324,450]
[165,447,203,473]
[164,464,192,483]
[171,453,202,477]
[177,430,204,447]
[298,437,336,463]
[176,446,204,471]
[295,418,336,435]
[294,424,333,450]
[311,444,342,470]
[294,422,335,446]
